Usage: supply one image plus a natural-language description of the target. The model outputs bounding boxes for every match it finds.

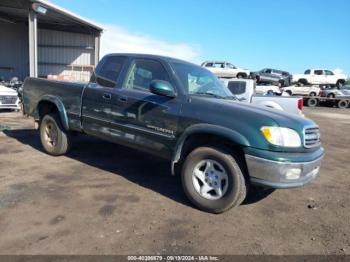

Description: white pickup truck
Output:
[293,69,347,88]
[221,79,303,116]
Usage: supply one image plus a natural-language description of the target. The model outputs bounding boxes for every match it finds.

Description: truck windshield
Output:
[171,62,232,98]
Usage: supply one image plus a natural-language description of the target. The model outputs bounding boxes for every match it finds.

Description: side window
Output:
[325,70,334,76]
[314,70,324,75]
[95,56,126,87]
[265,69,272,74]
[205,63,214,67]
[123,59,170,91]
[214,63,225,68]
[227,81,246,95]
[304,70,311,74]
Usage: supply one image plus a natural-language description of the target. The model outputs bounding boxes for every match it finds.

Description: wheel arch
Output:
[171,124,250,175]
[35,95,69,130]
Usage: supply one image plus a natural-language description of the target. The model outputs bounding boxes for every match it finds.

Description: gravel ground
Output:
[0,107,349,255]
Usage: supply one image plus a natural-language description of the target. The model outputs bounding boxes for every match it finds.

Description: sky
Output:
[52,0,350,76]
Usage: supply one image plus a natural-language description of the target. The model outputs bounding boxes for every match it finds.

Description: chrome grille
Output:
[304,126,321,148]
[0,95,17,105]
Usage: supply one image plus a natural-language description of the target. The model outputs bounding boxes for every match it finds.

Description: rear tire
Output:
[40,113,71,156]
[337,100,349,109]
[286,90,292,96]
[306,98,318,107]
[181,145,247,214]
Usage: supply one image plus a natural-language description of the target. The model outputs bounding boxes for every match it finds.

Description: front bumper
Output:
[245,152,324,189]
[0,98,20,110]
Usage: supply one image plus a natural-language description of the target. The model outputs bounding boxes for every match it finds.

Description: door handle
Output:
[102,93,112,100]
[118,96,128,103]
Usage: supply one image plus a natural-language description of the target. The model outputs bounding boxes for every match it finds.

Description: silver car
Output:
[321,85,350,98]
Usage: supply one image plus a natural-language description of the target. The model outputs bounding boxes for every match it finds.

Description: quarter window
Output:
[95,56,127,87]
[226,63,236,69]
[227,81,246,95]
[123,59,170,91]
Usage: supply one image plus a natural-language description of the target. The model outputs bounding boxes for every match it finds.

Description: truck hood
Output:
[187,96,317,152]
[0,85,17,95]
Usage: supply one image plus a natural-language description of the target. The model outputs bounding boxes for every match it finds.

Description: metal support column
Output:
[94,35,100,66]
[28,10,38,77]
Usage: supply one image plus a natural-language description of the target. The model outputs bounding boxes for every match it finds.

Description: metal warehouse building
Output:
[0,0,103,82]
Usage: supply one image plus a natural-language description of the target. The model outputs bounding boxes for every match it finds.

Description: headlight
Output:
[261,126,301,147]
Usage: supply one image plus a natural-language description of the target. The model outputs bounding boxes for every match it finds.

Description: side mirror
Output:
[150,80,176,98]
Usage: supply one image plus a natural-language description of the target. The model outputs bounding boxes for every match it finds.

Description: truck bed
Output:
[23,78,86,130]
[251,95,303,116]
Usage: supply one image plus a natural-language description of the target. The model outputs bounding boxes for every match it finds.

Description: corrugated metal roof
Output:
[34,0,103,32]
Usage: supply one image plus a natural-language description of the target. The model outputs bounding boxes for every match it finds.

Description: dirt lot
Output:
[0,107,349,255]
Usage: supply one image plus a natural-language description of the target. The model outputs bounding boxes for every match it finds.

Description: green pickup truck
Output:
[23,54,324,213]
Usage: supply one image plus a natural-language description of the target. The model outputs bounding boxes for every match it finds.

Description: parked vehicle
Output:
[0,84,20,111]
[250,68,292,87]
[201,61,250,79]
[320,85,350,98]
[283,85,321,96]
[293,69,347,88]
[221,79,303,116]
[255,83,281,95]
[23,54,324,213]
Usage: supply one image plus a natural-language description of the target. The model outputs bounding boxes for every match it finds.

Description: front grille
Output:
[304,126,321,148]
[0,95,17,105]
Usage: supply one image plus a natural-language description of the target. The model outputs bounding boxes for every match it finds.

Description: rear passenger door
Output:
[109,58,181,158]
[312,70,326,84]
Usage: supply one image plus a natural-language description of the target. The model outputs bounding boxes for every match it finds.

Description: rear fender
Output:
[36,95,69,130]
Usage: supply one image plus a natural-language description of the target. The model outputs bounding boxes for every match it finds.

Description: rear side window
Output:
[123,59,170,92]
[205,63,214,67]
[314,70,324,75]
[95,56,127,87]
[227,81,246,95]
[213,63,225,68]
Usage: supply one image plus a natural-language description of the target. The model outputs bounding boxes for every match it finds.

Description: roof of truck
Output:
[104,53,198,66]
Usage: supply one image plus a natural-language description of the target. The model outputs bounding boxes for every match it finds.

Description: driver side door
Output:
[109,58,182,158]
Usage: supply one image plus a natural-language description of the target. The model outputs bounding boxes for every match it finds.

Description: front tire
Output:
[181,145,247,214]
[40,113,71,156]
[336,80,345,88]
[298,79,308,86]
[309,92,317,96]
